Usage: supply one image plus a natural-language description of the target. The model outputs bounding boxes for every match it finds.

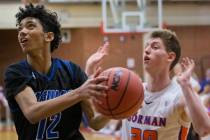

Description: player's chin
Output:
[143,64,150,70]
[21,47,31,54]
[21,47,28,53]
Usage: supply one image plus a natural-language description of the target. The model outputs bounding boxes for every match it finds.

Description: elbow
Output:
[197,131,209,137]
[25,111,40,124]
[90,124,102,131]
[89,120,104,131]
[194,125,210,137]
[28,119,38,124]
[93,127,101,131]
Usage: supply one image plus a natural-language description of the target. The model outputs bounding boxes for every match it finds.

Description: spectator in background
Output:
[199,68,210,94]
[199,68,210,110]
[0,86,8,131]
[200,69,210,140]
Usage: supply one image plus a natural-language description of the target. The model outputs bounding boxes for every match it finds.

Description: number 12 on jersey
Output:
[131,127,157,140]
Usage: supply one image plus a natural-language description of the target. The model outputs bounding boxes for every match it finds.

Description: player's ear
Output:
[167,51,176,63]
[44,32,54,42]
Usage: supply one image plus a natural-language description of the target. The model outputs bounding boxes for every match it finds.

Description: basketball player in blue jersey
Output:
[87,29,210,139]
[4,4,110,140]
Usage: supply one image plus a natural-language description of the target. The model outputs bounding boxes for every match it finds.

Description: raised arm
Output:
[83,42,111,130]
[176,57,210,136]
[85,42,109,76]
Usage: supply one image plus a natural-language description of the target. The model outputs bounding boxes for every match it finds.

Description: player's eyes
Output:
[27,24,35,29]
[17,27,22,32]
[152,44,159,49]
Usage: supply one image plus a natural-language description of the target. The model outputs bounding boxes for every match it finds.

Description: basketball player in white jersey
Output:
[120,29,210,140]
[85,29,210,140]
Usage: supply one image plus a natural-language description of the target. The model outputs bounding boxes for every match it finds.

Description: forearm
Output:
[180,82,210,136]
[85,61,94,76]
[81,100,110,130]
[22,90,82,124]
[89,115,110,130]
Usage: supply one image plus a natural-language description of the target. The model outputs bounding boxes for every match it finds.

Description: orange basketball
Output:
[93,67,144,119]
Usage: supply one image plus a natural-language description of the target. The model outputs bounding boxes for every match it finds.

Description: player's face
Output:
[17,17,46,53]
[143,37,170,73]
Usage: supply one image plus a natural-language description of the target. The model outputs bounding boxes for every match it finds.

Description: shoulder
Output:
[4,60,32,83]
[6,60,27,69]
[5,60,30,76]
[53,58,81,70]
[53,58,87,81]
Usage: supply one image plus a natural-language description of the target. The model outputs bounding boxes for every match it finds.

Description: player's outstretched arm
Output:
[81,42,110,130]
[177,57,210,136]
[15,72,108,124]
[85,42,109,76]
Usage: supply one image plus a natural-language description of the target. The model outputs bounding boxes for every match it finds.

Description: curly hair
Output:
[148,29,181,70]
[16,4,62,52]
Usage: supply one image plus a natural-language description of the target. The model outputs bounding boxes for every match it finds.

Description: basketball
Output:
[93,67,144,119]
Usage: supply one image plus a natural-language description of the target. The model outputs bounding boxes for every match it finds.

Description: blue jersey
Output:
[4,58,87,140]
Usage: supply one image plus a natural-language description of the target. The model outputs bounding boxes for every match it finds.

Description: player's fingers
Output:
[183,57,189,69]
[181,58,188,70]
[89,90,107,98]
[189,58,195,66]
[97,42,109,52]
[100,41,109,53]
[97,46,103,52]
[180,61,185,71]
[93,67,102,78]
[94,76,108,84]
[182,57,187,65]
[94,84,109,91]
[185,57,195,69]
[187,58,193,66]
[92,97,103,105]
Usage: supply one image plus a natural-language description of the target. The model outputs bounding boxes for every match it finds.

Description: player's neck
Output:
[146,72,171,93]
[26,50,52,74]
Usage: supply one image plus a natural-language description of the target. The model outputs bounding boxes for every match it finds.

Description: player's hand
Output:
[85,42,109,76]
[76,67,109,101]
[176,57,195,86]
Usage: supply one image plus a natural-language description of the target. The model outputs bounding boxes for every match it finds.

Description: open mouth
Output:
[144,56,150,62]
[20,38,28,45]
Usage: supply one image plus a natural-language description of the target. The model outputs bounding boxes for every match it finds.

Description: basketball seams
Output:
[108,68,130,118]
[112,87,143,118]
[106,70,114,117]
[111,73,143,118]
[107,68,130,110]
[110,69,130,111]
[101,88,143,118]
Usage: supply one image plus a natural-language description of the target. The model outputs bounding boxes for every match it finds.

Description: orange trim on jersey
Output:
[178,126,189,140]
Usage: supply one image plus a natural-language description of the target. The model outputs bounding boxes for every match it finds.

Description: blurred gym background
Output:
[0,0,210,140]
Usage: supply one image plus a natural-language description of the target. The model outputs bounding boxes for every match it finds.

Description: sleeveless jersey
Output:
[121,80,190,140]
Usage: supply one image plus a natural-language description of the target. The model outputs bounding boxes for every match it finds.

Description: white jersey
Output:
[121,80,190,140]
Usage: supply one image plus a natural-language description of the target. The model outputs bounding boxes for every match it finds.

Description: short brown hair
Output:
[148,29,181,70]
